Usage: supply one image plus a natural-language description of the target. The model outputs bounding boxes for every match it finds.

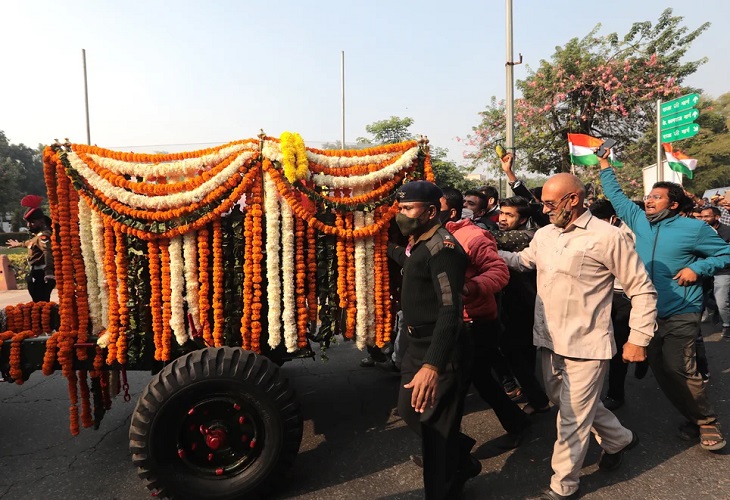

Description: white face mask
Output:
[461,208,474,220]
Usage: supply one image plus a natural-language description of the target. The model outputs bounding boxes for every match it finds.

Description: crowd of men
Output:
[382,150,730,500]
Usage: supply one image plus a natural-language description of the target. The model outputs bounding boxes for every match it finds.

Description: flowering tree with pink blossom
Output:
[465,8,710,189]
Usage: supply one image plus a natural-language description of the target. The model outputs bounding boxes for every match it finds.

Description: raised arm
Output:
[598,154,644,231]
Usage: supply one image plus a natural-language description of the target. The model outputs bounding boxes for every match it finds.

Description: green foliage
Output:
[0,131,47,231]
[358,116,414,144]
[7,253,28,289]
[466,9,710,176]
[430,147,480,192]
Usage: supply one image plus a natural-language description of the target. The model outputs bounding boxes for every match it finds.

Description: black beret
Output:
[396,181,443,205]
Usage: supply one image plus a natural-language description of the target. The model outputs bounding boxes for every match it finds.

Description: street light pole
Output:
[341,50,345,150]
[82,49,91,145]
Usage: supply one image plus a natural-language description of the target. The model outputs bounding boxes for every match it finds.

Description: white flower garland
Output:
[306,150,400,168]
[78,198,104,334]
[66,150,254,210]
[281,199,297,353]
[262,140,283,163]
[364,211,376,346]
[309,146,419,189]
[90,210,109,329]
[264,173,282,349]
[169,236,190,346]
[183,231,200,335]
[87,142,255,178]
[354,209,368,349]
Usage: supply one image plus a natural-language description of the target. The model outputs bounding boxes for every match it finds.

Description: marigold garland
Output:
[159,238,173,361]
[148,240,164,360]
[68,187,90,360]
[306,224,318,323]
[280,132,309,183]
[103,226,120,365]
[344,212,356,339]
[211,219,224,347]
[197,228,212,345]
[68,370,80,436]
[241,205,254,351]
[114,229,130,364]
[295,217,308,348]
[249,174,264,353]
[9,330,35,384]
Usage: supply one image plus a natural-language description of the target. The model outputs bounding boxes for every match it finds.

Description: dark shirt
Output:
[27,228,54,278]
[388,225,468,372]
[509,180,550,227]
[493,225,537,346]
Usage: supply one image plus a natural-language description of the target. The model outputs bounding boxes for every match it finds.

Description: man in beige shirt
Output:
[499,173,657,500]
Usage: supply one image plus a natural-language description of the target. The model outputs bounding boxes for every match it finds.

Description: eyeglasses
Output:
[643,194,665,201]
[543,192,575,211]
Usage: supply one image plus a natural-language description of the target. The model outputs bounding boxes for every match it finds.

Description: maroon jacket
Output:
[445,219,509,321]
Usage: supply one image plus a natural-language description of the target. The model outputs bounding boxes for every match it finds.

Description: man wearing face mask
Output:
[499,173,657,500]
[600,153,730,452]
[387,180,477,499]
[439,188,529,449]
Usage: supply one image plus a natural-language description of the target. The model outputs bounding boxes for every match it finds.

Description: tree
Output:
[430,147,480,192]
[357,116,414,144]
[356,117,476,191]
[465,9,710,178]
[0,131,47,231]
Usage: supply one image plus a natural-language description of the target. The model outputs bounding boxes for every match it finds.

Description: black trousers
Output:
[607,293,632,401]
[469,319,530,434]
[26,269,55,303]
[398,330,475,500]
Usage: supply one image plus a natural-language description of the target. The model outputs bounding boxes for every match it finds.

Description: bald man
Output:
[499,173,658,500]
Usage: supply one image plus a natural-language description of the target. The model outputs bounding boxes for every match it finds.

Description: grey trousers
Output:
[648,312,717,425]
[542,349,632,497]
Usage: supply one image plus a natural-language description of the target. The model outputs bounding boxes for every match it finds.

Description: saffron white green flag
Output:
[567,134,623,167]
[662,143,697,179]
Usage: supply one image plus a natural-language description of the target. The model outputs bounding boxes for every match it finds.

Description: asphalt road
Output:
[1,323,729,500]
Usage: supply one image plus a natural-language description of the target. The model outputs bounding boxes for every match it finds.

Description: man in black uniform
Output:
[6,196,55,302]
[388,180,478,499]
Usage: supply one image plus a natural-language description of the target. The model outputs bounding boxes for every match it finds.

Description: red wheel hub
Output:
[200,426,228,450]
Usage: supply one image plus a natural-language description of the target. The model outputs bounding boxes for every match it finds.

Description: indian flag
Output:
[567,134,623,167]
[663,143,697,179]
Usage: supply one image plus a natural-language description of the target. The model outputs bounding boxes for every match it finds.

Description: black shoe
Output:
[534,488,581,500]
[598,431,639,471]
[602,396,624,411]
[634,361,649,379]
[449,455,482,497]
[494,423,532,450]
[359,356,375,368]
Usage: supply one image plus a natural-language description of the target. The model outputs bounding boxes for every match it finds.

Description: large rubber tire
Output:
[129,347,302,499]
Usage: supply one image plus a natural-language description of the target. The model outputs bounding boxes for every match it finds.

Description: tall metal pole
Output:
[341,50,345,150]
[656,99,663,181]
[82,49,91,145]
[505,0,514,153]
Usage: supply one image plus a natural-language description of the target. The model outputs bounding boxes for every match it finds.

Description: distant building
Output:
[466,173,487,182]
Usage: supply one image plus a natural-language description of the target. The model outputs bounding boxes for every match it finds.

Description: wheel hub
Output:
[175,396,263,477]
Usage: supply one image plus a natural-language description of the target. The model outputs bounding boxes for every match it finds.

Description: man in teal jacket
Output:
[600,154,730,451]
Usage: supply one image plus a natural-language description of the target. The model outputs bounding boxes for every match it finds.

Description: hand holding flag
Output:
[567,134,623,167]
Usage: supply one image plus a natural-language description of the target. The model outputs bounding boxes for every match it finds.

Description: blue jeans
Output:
[714,274,730,328]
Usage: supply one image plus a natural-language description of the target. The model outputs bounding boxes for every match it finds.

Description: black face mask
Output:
[395,208,430,236]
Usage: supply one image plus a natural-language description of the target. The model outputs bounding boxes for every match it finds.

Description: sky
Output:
[1,0,728,172]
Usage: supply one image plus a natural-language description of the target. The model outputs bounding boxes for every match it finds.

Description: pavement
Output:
[0,289,58,309]
[0,298,729,499]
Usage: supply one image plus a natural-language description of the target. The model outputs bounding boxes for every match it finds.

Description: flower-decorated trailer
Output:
[0,132,433,499]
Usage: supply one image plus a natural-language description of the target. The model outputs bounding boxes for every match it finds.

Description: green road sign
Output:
[661,108,700,131]
[660,123,700,143]
[661,93,700,115]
